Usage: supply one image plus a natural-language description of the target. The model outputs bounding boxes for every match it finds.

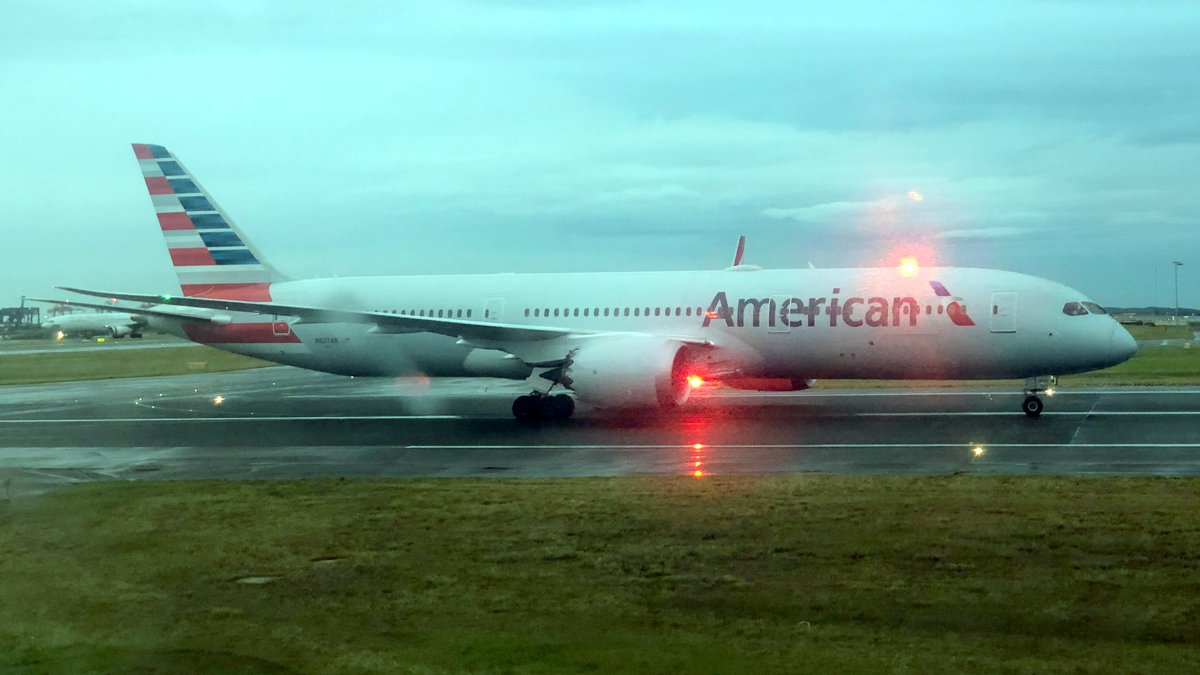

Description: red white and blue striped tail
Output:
[132,143,288,301]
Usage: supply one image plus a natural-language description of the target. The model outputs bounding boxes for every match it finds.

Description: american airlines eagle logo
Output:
[702,280,975,329]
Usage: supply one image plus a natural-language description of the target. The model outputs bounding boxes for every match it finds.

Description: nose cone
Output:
[1110,325,1137,365]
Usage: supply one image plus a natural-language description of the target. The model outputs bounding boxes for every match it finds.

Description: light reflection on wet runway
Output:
[2,367,1200,495]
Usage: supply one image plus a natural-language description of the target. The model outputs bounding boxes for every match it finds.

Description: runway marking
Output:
[852,411,1200,417]
[0,415,464,423]
[2,411,1200,424]
[710,389,1200,398]
[400,443,1200,449]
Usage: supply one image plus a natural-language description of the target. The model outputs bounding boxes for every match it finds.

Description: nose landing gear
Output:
[1021,395,1044,416]
[1021,376,1056,417]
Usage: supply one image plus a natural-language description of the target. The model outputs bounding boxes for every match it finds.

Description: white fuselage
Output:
[147,266,1136,381]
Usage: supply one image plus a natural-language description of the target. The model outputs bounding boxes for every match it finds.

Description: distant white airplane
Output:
[39,144,1137,419]
[40,311,145,339]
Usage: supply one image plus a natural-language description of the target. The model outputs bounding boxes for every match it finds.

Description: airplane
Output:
[40,310,146,340]
[36,143,1138,420]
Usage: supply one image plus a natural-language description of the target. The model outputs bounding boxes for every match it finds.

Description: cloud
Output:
[0,1,1198,308]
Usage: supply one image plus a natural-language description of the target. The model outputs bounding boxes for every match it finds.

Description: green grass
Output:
[1124,324,1195,340]
[0,346,269,385]
[1,476,1198,673]
[1060,345,1200,386]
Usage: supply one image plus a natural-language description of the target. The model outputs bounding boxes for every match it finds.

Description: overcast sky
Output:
[2,0,1198,308]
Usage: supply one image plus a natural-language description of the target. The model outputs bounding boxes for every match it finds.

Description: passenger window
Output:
[583,308,589,317]
[457,309,463,318]
[686,307,692,317]
[654,307,661,316]
[634,308,640,316]
[1082,302,1107,315]
[466,309,472,318]
[554,308,560,317]
[524,308,530,317]
[1062,302,1088,316]
[604,308,610,317]
[623,308,630,317]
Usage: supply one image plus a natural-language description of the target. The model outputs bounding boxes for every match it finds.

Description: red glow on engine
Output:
[687,375,704,389]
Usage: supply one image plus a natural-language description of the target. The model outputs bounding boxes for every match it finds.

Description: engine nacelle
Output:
[567,336,692,410]
[107,324,132,337]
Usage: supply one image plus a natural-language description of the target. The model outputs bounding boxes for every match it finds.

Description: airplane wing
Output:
[28,297,219,324]
[56,287,714,361]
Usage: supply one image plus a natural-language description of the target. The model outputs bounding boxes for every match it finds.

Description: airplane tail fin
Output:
[132,143,289,301]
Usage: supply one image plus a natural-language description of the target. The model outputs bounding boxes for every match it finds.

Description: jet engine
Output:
[566,336,694,410]
[106,324,133,337]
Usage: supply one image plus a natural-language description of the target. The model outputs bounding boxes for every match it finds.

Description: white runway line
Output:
[400,443,1200,450]
[852,411,1200,416]
[709,388,1200,398]
[2,410,1200,424]
[0,415,464,423]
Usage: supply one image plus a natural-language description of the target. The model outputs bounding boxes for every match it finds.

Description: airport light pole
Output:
[1173,261,1183,322]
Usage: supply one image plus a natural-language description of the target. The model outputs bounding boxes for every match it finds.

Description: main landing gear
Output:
[512,393,575,422]
[1021,375,1056,417]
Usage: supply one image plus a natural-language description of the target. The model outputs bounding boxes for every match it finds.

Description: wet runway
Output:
[2,367,1200,494]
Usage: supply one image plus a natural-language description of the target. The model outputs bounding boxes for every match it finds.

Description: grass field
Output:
[1,476,1198,673]
[0,346,270,385]
[1124,324,1196,340]
[1060,345,1200,386]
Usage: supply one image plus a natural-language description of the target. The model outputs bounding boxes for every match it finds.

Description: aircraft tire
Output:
[539,394,575,421]
[512,395,539,421]
[1022,395,1044,417]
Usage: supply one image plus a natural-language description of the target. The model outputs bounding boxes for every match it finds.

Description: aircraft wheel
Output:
[512,395,539,421]
[539,394,575,421]
[1022,395,1044,417]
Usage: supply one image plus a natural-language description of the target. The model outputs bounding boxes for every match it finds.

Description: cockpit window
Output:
[1062,302,1088,316]
[1081,302,1107,315]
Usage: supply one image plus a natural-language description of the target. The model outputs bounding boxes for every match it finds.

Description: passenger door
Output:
[990,292,1017,333]
[484,298,505,322]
